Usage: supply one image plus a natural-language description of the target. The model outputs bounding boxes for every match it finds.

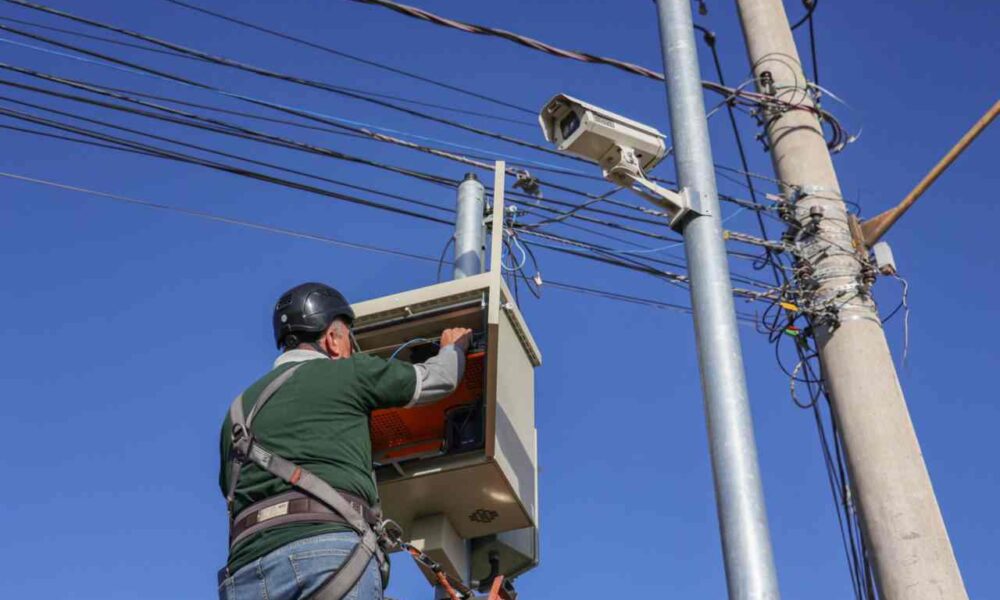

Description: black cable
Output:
[0,93,455,214]
[4,64,694,243]
[1,92,789,298]
[0,29,771,231]
[0,69,459,187]
[699,28,789,288]
[1,66,703,251]
[435,237,454,282]
[0,58,682,234]
[790,0,819,31]
[0,168,760,326]
[0,15,579,163]
[162,0,536,116]
[0,13,536,128]
[0,104,454,225]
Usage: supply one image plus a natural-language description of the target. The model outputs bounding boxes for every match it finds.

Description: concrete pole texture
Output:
[733,1,968,598]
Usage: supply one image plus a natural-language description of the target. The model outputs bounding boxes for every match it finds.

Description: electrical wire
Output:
[790,0,819,31]
[4,0,851,154]
[0,14,537,129]
[0,50,690,232]
[0,29,786,236]
[0,104,455,224]
[0,93,455,213]
[0,11,581,163]
[344,0,847,150]
[0,170,447,262]
[0,66,728,258]
[347,0,715,90]
[0,170,739,323]
[389,338,438,361]
[698,28,790,288]
[0,64,709,246]
[161,0,536,116]
[0,92,787,305]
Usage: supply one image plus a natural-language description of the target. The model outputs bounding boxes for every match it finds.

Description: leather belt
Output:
[229,490,377,548]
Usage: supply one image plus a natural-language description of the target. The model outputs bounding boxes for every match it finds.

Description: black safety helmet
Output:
[272,282,355,350]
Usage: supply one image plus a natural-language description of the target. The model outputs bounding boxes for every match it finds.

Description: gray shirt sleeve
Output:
[407,344,466,407]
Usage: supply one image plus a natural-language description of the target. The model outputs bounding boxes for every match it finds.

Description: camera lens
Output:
[559,112,580,140]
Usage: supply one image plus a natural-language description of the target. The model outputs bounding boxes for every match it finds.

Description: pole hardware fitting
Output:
[511,170,541,198]
[604,146,705,230]
[758,70,776,97]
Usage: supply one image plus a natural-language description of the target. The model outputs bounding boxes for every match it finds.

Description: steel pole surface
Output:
[453,172,486,279]
[654,1,781,598]
[733,0,968,597]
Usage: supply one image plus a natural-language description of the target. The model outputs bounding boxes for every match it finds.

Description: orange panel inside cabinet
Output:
[371,351,485,462]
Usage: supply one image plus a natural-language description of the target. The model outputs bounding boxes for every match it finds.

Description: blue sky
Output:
[0,1,996,598]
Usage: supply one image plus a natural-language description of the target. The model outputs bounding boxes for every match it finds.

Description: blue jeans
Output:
[218,532,383,600]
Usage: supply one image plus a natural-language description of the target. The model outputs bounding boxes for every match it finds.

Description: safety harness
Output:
[222,363,397,599]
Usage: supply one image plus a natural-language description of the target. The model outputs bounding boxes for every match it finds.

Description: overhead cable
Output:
[0,93,454,213]
[790,0,819,31]
[0,104,454,225]
[340,0,849,150]
[0,170,445,262]
[0,14,537,128]
[0,7,579,162]
[162,0,536,116]
[347,0,679,83]
[0,66,680,235]
[0,30,764,228]
[0,169,724,320]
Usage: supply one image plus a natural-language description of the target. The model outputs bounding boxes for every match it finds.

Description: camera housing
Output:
[538,94,667,174]
[539,93,699,230]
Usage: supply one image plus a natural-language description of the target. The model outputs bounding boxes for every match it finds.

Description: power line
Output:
[162,0,536,116]
[0,8,579,163]
[0,14,538,129]
[0,169,731,321]
[0,93,456,214]
[0,92,742,288]
[0,32,695,229]
[0,66,462,185]
[347,0,679,84]
[0,103,455,225]
[0,170,446,262]
[0,65,687,238]
[0,64,788,292]
[790,0,819,31]
[0,27,776,231]
[339,0,853,151]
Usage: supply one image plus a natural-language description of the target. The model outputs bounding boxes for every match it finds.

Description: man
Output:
[218,282,471,600]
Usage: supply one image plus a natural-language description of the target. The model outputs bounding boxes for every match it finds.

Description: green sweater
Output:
[219,351,416,573]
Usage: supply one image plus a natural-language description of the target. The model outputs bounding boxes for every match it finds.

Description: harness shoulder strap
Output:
[223,359,389,600]
[225,362,305,504]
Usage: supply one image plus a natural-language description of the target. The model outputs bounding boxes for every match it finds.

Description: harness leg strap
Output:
[305,530,380,600]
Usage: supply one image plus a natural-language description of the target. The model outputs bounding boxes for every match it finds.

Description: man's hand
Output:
[440,327,473,352]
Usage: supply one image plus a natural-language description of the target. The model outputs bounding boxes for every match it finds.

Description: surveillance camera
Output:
[539,93,699,231]
[538,94,667,176]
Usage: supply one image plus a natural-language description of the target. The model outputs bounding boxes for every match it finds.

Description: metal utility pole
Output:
[433,171,484,600]
[733,1,968,598]
[454,172,486,280]
[654,1,781,598]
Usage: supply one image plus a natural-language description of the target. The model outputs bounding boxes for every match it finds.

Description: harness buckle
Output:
[231,423,253,460]
[376,518,404,552]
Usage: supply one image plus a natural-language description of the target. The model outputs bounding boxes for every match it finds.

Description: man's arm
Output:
[406,327,473,407]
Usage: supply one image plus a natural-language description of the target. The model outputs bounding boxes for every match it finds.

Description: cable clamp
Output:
[681,187,712,218]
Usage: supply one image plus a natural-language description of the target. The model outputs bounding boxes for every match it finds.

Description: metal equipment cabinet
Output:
[351,165,541,581]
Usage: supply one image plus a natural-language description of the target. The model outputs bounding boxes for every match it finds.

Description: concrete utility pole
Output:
[732,1,968,598]
[454,172,486,279]
[654,1,781,598]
